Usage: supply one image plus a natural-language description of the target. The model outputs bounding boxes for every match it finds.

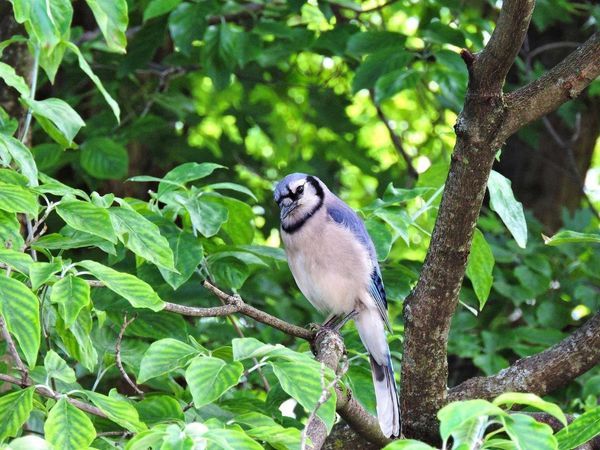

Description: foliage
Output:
[0,0,598,449]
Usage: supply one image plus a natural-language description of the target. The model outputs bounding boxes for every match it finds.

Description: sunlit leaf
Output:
[45,398,95,450]
[488,170,527,248]
[185,356,243,408]
[466,229,495,309]
[84,0,128,53]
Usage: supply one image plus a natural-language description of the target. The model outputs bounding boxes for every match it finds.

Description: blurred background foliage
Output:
[1,0,599,447]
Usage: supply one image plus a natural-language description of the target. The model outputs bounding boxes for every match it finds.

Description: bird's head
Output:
[274,173,325,228]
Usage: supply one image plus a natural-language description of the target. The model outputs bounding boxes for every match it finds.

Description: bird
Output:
[274,173,400,438]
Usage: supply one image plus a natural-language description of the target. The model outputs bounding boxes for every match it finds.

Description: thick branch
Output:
[312,330,390,449]
[0,373,106,418]
[501,32,600,142]
[400,0,535,441]
[162,281,314,341]
[448,312,600,402]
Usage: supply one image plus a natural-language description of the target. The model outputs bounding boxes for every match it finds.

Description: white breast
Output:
[281,208,373,315]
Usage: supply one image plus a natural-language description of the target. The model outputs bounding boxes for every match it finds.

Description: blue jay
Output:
[274,173,400,438]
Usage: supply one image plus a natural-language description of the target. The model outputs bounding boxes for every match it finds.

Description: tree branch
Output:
[0,373,107,418]
[0,316,29,384]
[500,32,600,142]
[448,312,600,402]
[400,0,535,441]
[162,280,314,341]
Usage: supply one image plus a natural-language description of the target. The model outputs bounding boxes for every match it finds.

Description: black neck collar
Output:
[281,176,324,234]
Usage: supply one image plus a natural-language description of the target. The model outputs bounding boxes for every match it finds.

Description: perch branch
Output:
[0,373,106,418]
[448,312,600,402]
[400,0,536,441]
[115,314,144,396]
[163,280,314,341]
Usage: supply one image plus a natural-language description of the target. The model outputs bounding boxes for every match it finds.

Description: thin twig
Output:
[525,41,581,66]
[0,373,106,418]
[115,314,144,396]
[373,97,419,180]
[97,431,133,438]
[0,316,29,384]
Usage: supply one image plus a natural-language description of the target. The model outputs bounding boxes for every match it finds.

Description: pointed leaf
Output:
[0,275,40,367]
[21,98,85,148]
[56,199,117,243]
[138,338,198,383]
[544,231,600,246]
[493,393,566,427]
[77,260,164,311]
[203,429,262,450]
[84,391,146,432]
[45,398,95,450]
[0,62,30,96]
[185,356,243,408]
[44,350,77,383]
[501,413,557,450]
[80,137,128,180]
[556,406,600,450]
[50,275,91,328]
[488,171,527,248]
[158,228,203,289]
[158,162,225,196]
[84,0,128,53]
[0,134,38,186]
[438,399,506,442]
[0,248,33,274]
[0,387,34,441]
[109,207,175,271]
[466,229,495,309]
[29,261,61,290]
[0,181,38,216]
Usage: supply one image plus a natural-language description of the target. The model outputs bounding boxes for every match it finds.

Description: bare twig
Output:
[115,314,144,396]
[0,373,106,418]
[373,98,419,180]
[162,280,314,341]
[0,316,29,384]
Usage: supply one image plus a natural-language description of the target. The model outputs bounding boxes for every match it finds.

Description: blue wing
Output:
[326,197,391,331]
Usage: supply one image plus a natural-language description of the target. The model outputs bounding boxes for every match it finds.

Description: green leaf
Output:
[185,356,243,408]
[77,260,165,311]
[158,227,203,290]
[56,198,117,243]
[44,350,77,384]
[55,307,98,372]
[182,196,229,238]
[109,207,175,271]
[29,261,61,291]
[84,0,129,53]
[0,181,38,216]
[382,440,436,449]
[488,171,527,248]
[45,398,95,450]
[204,182,257,201]
[0,275,40,367]
[11,0,72,53]
[374,68,421,103]
[158,162,226,196]
[138,338,198,383]
[168,2,208,55]
[50,275,91,328]
[352,49,413,93]
[365,218,393,260]
[34,229,116,256]
[84,390,146,432]
[556,407,600,450]
[347,31,407,57]
[0,210,24,249]
[203,429,262,450]
[438,399,505,442]
[66,43,120,121]
[501,413,557,450]
[493,393,566,427]
[0,62,30,97]
[422,21,466,47]
[271,360,337,432]
[136,395,184,424]
[144,0,182,21]
[0,248,33,274]
[0,387,34,441]
[544,230,600,246]
[466,229,495,309]
[80,137,128,179]
[21,98,85,149]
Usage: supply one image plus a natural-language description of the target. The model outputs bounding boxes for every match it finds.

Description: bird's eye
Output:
[296,185,304,195]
